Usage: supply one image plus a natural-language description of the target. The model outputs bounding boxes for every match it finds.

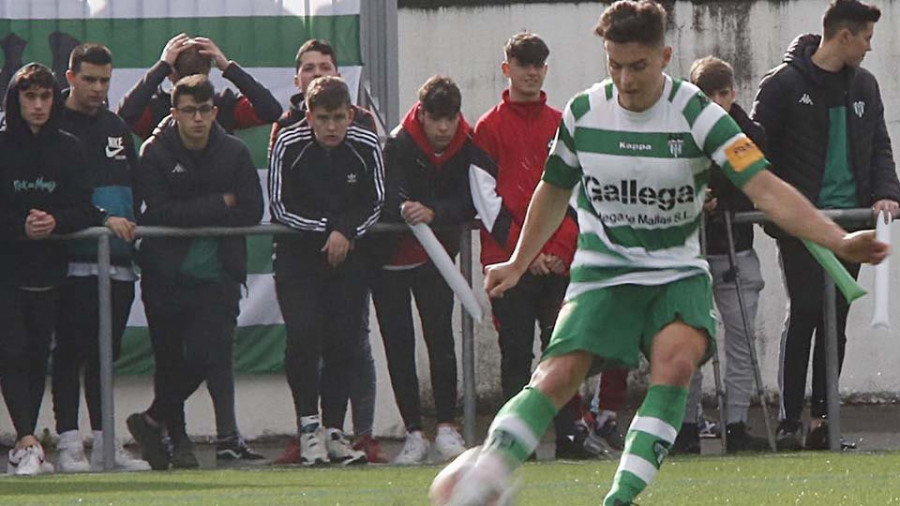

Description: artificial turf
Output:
[3,451,900,505]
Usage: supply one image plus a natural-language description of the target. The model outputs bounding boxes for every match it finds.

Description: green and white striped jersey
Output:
[543,74,768,300]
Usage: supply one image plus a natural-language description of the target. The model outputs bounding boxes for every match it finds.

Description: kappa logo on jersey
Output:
[668,133,684,158]
[171,163,187,174]
[853,101,865,118]
[619,141,653,152]
[105,137,126,159]
[584,176,695,211]
[724,137,764,173]
[799,93,814,105]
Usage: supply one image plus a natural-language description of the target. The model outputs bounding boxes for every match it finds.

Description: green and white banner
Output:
[0,0,363,374]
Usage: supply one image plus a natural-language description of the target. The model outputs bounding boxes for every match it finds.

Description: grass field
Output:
[3,452,900,505]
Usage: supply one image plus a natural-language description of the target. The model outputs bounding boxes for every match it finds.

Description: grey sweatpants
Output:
[686,250,765,425]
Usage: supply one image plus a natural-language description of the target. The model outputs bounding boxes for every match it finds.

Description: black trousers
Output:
[777,237,860,422]
[275,247,369,429]
[0,286,58,441]
[490,273,569,400]
[490,272,579,441]
[52,276,134,433]
[372,262,457,432]
[141,279,240,438]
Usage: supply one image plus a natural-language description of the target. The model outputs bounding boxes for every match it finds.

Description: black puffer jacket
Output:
[136,118,263,284]
[751,34,900,218]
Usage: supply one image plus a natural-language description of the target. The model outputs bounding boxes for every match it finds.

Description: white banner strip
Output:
[0,0,360,20]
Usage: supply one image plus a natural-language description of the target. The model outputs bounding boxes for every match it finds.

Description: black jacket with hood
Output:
[135,117,263,285]
[0,68,106,287]
[751,34,900,232]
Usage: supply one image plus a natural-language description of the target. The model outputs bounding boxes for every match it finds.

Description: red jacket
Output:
[473,90,577,270]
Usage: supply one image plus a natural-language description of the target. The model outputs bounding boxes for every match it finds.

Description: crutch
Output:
[700,215,729,454]
[723,211,777,452]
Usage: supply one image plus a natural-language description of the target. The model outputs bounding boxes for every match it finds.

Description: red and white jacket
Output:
[473,90,577,271]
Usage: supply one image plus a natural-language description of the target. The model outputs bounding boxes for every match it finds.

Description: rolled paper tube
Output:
[872,211,892,329]
[802,239,867,303]
[407,221,484,323]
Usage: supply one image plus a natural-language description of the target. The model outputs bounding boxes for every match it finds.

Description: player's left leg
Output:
[603,321,707,505]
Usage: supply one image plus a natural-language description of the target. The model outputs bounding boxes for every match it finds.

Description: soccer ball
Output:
[429,446,500,506]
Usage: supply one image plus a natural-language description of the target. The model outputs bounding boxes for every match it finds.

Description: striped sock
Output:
[603,384,688,506]
[482,386,558,466]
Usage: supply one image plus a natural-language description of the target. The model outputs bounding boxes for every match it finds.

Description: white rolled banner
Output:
[407,221,484,323]
[872,210,892,330]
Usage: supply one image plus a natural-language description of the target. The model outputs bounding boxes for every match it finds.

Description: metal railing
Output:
[51,207,877,469]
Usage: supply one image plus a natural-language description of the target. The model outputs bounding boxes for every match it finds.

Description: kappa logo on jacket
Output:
[853,101,865,118]
[171,163,187,174]
[105,137,126,160]
[798,93,814,106]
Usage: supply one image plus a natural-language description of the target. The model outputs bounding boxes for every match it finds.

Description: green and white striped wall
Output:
[0,0,363,374]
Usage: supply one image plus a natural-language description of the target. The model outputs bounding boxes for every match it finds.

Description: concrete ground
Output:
[2,404,899,472]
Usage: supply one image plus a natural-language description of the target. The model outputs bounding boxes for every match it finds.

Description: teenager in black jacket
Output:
[52,43,149,473]
[0,63,107,475]
[127,75,263,470]
[373,76,511,465]
[269,76,383,466]
[751,0,900,450]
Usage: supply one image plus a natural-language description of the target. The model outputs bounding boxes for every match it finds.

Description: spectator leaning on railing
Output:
[127,74,263,471]
[751,0,900,451]
[0,62,111,476]
[52,42,149,473]
[268,76,384,467]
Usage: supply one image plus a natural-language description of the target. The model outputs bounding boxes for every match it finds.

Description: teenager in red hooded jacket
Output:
[373,75,512,465]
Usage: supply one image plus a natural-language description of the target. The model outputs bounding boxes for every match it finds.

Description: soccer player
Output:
[432,1,888,504]
[751,0,899,450]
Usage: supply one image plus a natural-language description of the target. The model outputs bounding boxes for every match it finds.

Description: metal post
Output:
[700,216,728,454]
[823,278,842,451]
[97,233,116,470]
[724,212,777,452]
[459,228,477,445]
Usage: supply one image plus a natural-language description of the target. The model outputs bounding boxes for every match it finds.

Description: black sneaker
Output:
[670,423,700,455]
[126,412,169,471]
[804,421,858,451]
[725,422,770,453]
[217,434,265,461]
[775,420,803,451]
[595,418,625,451]
[171,437,200,469]
[555,424,592,460]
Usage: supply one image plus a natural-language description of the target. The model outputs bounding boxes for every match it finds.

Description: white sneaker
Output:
[7,445,54,476]
[57,430,91,473]
[299,429,329,466]
[90,432,152,472]
[392,430,429,466]
[434,425,467,462]
[325,429,367,465]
